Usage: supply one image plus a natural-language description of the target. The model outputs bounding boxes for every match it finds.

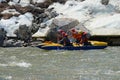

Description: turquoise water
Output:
[0,47,120,80]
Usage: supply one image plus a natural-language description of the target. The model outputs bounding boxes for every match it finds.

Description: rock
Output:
[3,39,23,47]
[35,0,52,8]
[0,28,7,47]
[13,40,24,47]
[51,0,67,4]
[45,18,79,42]
[1,9,20,19]
[101,0,109,5]
[30,23,40,34]
[75,23,90,33]
[12,5,33,14]
[79,0,85,2]
[0,3,9,12]
[33,8,58,24]
[3,39,15,47]
[1,13,13,19]
[14,25,32,43]
[31,7,44,15]
[49,18,79,31]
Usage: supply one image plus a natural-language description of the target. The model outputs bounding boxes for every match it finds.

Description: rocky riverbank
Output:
[0,0,120,47]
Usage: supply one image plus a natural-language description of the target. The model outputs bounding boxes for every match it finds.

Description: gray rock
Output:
[79,0,85,2]
[31,23,40,33]
[75,23,91,33]
[101,0,109,5]
[49,18,79,31]
[33,8,58,24]
[45,18,79,42]
[51,0,67,4]
[13,40,24,47]
[3,39,24,47]
[3,39,15,47]
[14,25,32,43]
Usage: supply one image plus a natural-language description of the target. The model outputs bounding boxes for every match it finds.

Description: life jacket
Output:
[80,32,88,44]
[71,32,82,41]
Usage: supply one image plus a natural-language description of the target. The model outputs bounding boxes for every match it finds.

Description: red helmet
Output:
[64,33,68,36]
[71,28,76,32]
[62,32,67,36]
[83,32,87,35]
[58,29,64,33]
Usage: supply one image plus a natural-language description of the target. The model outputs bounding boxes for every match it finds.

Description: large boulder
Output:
[45,18,79,42]
[75,23,90,33]
[14,25,32,43]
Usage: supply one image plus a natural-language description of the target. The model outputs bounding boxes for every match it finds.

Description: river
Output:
[0,47,120,80]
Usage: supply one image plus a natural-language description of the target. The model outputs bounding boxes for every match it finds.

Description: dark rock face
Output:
[0,3,9,12]
[35,0,52,8]
[0,28,7,47]
[101,0,109,5]
[33,8,58,24]
[45,18,79,42]
[14,25,32,43]
[51,0,67,4]
[79,0,85,2]
[1,13,13,19]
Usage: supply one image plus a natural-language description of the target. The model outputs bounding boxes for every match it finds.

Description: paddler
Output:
[80,32,91,45]
[57,29,72,46]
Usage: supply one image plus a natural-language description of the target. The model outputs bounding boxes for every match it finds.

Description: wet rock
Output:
[3,39,24,47]
[0,28,7,47]
[101,0,109,5]
[45,18,79,42]
[13,41,23,47]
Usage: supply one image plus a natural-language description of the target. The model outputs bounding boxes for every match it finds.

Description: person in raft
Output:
[69,28,91,45]
[80,31,91,45]
[57,29,72,46]
[69,28,82,44]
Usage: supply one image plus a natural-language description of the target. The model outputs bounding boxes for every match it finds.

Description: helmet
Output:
[62,32,68,36]
[71,28,76,32]
[79,30,83,34]
[83,32,87,35]
[58,29,64,33]
[64,33,68,37]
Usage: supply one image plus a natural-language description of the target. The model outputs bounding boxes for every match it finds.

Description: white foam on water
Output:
[9,61,32,68]
[0,63,7,67]
[0,61,32,68]
[5,76,12,80]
